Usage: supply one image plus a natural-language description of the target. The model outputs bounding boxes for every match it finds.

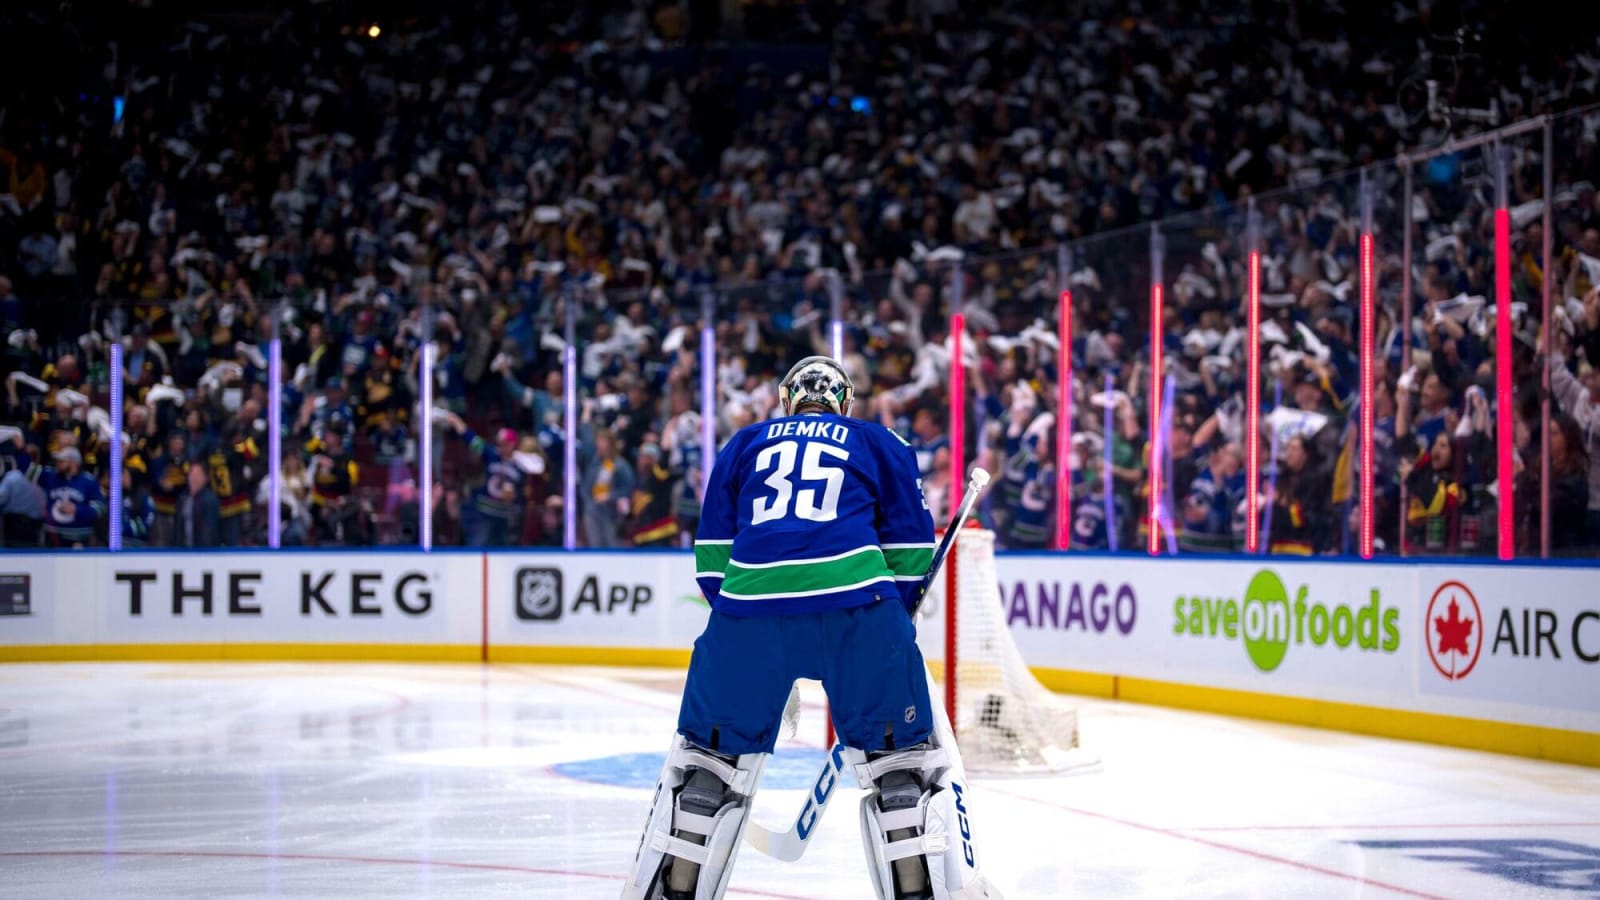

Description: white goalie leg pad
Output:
[854,741,1003,899]
[622,735,766,900]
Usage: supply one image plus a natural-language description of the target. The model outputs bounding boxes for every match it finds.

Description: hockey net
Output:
[916,527,1097,775]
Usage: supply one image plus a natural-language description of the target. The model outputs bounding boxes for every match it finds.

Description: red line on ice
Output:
[0,850,814,899]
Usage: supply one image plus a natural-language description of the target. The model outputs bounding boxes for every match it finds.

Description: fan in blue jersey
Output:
[1066,434,1124,552]
[440,412,525,547]
[625,356,1002,900]
[37,447,105,547]
[999,413,1056,549]
[0,432,44,547]
[906,403,949,478]
[1177,442,1246,554]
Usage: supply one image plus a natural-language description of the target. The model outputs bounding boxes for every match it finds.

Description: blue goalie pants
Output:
[677,598,935,756]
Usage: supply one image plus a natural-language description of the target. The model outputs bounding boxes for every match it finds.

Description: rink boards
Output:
[0,550,1595,766]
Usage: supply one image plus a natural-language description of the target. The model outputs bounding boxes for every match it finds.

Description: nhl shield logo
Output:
[516,568,563,621]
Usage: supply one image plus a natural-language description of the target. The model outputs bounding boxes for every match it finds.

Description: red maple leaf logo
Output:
[1434,597,1474,656]
[1426,582,1483,681]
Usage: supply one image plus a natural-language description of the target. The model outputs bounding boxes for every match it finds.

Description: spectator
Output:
[16,226,58,290]
[1402,433,1467,555]
[1268,435,1328,555]
[1,0,1598,556]
[442,412,525,547]
[532,496,565,547]
[1066,435,1127,551]
[431,484,464,548]
[626,442,679,548]
[206,421,259,547]
[1179,442,1245,554]
[309,429,363,545]
[370,409,412,467]
[0,441,44,547]
[121,324,168,393]
[147,432,190,546]
[1000,420,1057,550]
[255,451,312,547]
[1399,370,1455,453]
[1550,311,1600,544]
[120,465,155,548]
[581,428,634,548]
[907,403,949,479]
[174,461,221,549]
[37,446,103,547]
[1549,414,1592,554]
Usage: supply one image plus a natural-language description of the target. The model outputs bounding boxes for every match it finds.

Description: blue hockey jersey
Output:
[694,413,935,617]
[461,428,526,524]
[37,467,106,543]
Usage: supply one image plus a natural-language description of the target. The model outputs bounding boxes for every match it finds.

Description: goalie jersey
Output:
[694,413,934,617]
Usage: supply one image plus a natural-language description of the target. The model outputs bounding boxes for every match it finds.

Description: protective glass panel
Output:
[1157,203,1253,556]
[957,247,1067,550]
[1055,227,1152,553]
[1370,161,1409,558]
[244,293,418,549]
[109,295,275,550]
[1505,129,1551,559]
[1547,109,1600,557]
[1398,146,1507,559]
[1234,171,1368,558]
[848,253,960,527]
[5,299,115,548]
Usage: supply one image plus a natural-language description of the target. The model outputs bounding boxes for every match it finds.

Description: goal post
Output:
[917,526,1099,774]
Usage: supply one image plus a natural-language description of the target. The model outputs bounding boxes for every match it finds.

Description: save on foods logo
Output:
[1425,580,1483,680]
[1173,570,1401,672]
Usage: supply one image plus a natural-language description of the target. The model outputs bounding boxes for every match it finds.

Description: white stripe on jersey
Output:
[717,575,898,602]
[727,545,881,570]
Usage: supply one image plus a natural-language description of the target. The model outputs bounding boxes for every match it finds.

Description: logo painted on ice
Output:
[1352,839,1600,893]
[1426,581,1483,680]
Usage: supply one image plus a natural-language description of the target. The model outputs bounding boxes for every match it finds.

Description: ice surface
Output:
[0,662,1596,898]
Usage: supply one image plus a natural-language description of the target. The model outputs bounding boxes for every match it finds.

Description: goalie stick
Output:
[743,467,992,862]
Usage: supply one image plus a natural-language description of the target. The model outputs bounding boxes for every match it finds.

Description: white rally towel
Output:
[1267,406,1329,441]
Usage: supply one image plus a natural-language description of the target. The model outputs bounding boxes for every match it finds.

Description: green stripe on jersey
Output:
[722,547,894,599]
[882,546,933,576]
[694,541,733,575]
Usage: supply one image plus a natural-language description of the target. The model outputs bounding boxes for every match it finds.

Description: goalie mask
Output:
[779,356,854,417]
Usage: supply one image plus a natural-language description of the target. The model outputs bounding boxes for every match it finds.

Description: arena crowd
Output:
[2,0,1597,557]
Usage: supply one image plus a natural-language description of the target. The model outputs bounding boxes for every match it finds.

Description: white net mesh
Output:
[917,528,1094,775]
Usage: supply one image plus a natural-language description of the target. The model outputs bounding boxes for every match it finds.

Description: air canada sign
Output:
[1425,579,1600,679]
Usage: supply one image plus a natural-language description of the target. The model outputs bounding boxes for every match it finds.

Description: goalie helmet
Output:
[779,355,854,417]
